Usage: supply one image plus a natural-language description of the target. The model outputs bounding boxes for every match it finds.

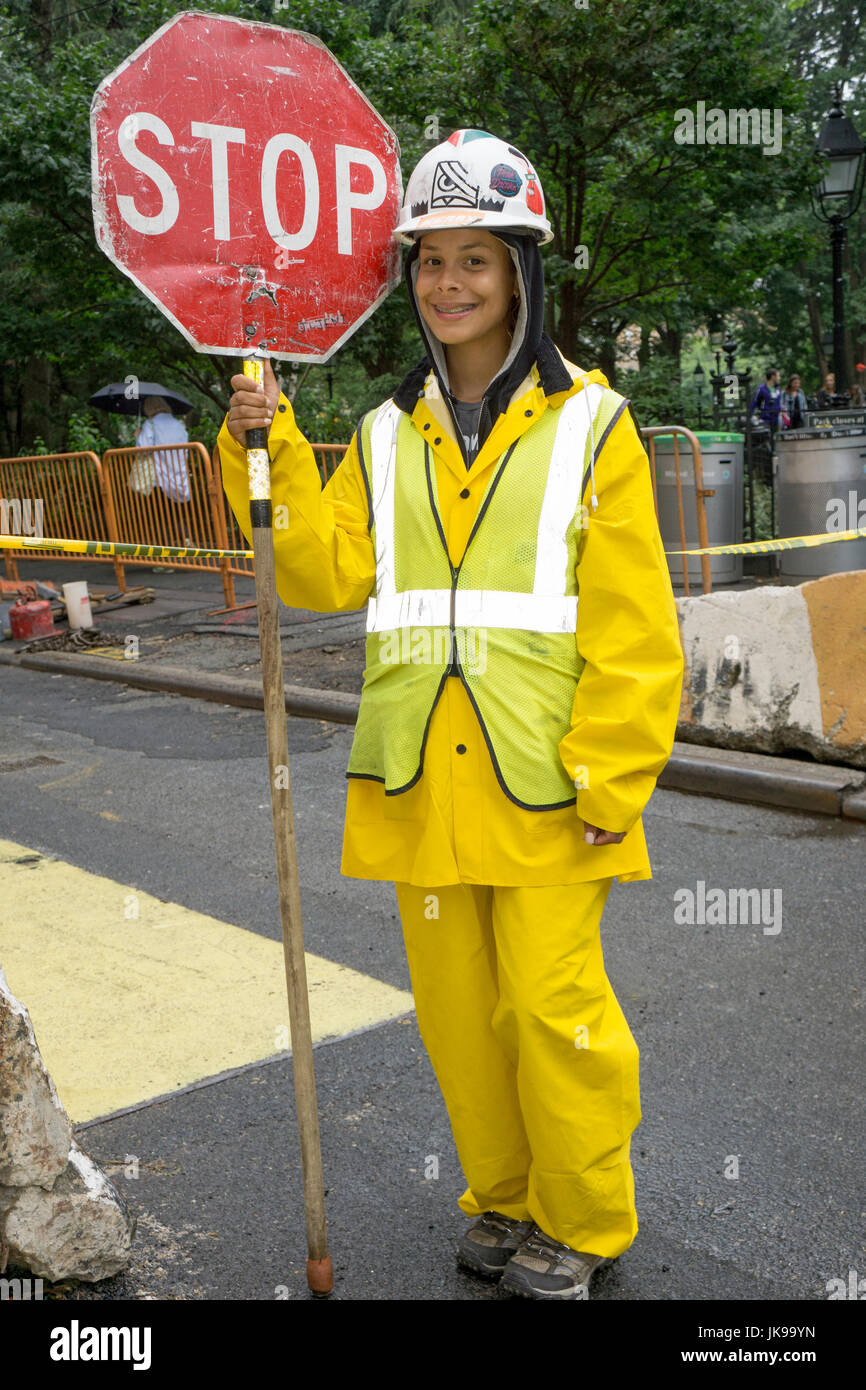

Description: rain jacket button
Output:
[423,422,430,430]
[524,408,533,417]
[460,487,470,498]
[456,743,467,754]
[278,403,287,412]
[434,436,442,445]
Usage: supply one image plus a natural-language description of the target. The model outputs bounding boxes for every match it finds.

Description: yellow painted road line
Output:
[0,838,413,1124]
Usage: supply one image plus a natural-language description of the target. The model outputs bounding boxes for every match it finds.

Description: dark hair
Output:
[786,374,800,391]
[765,368,778,381]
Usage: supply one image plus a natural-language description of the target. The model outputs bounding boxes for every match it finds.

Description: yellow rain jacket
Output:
[216,351,684,887]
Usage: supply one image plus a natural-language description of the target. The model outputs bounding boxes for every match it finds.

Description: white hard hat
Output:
[393,129,553,245]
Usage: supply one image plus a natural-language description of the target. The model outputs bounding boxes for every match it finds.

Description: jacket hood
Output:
[399,231,572,463]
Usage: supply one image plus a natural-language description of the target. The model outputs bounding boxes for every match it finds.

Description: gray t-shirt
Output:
[451,398,484,468]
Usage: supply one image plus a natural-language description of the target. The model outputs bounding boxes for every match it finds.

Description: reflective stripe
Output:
[365,389,602,636]
[583,379,602,509]
[457,590,578,631]
[534,381,603,593]
[367,590,578,633]
[367,588,448,631]
[369,400,402,607]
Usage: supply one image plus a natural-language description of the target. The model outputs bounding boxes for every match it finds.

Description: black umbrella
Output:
[88,382,195,415]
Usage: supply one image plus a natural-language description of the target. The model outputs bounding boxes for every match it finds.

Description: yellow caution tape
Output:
[667,525,866,556]
[3,528,864,564]
[0,535,253,560]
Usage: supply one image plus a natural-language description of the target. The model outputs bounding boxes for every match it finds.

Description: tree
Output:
[1,0,862,454]
[466,0,805,382]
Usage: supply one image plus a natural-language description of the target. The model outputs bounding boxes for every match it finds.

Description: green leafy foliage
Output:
[0,0,862,464]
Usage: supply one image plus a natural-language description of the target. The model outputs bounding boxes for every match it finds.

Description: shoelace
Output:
[487,1212,529,1233]
[522,1231,583,1265]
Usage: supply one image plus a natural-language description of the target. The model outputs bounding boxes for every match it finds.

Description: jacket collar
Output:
[393,331,574,416]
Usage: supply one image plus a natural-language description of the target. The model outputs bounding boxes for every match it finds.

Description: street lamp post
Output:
[708,332,759,540]
[810,86,865,398]
[693,361,705,428]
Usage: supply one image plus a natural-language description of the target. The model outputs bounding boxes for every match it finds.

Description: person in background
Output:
[135,396,191,503]
[749,368,782,435]
[815,371,836,408]
[133,395,192,574]
[781,373,807,429]
[850,363,866,407]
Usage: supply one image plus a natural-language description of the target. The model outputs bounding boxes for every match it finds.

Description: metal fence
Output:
[0,451,124,589]
[641,425,711,595]
[101,442,235,607]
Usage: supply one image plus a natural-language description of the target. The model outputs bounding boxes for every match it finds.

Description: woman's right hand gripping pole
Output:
[227,358,279,446]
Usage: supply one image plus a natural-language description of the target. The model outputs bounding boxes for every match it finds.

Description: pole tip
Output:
[307,1254,334,1296]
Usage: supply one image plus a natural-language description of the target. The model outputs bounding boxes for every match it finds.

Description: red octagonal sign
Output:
[91,10,403,362]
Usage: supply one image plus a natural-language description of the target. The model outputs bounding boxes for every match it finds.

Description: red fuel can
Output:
[9,599,58,641]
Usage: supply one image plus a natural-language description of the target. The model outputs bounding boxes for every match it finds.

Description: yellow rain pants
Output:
[395,876,640,1258]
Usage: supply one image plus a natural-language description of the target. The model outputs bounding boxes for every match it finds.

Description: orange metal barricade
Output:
[312,443,349,484]
[101,442,236,608]
[209,440,350,585]
[641,426,712,596]
[0,451,123,589]
[211,442,255,584]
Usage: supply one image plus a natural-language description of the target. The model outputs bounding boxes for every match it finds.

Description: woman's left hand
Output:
[583,822,626,846]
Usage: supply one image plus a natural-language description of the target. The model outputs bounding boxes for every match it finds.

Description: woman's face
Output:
[791,376,800,390]
[415,229,516,347]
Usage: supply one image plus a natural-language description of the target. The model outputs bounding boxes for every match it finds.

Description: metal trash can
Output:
[650,431,744,586]
[774,428,866,581]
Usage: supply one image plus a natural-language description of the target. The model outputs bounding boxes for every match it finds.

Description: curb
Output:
[0,648,359,725]
[2,646,865,821]
[661,741,866,821]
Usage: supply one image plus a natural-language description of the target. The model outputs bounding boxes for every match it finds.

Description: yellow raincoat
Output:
[216,353,684,888]
[217,350,684,1263]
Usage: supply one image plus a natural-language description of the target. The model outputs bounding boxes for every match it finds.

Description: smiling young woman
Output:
[219,128,684,1301]
[414,230,518,402]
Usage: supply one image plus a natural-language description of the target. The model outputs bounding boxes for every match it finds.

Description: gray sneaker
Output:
[456,1211,535,1279]
[499,1226,613,1299]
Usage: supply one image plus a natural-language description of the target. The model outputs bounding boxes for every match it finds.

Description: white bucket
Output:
[63,581,93,630]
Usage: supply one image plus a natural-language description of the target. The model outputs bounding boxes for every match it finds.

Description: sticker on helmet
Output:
[430,160,480,209]
[448,128,491,146]
[489,163,522,197]
[504,146,544,213]
[525,177,544,215]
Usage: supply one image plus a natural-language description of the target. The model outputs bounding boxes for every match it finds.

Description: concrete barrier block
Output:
[676,572,866,768]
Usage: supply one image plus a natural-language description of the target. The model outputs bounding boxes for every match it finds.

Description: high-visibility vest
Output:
[346,382,627,809]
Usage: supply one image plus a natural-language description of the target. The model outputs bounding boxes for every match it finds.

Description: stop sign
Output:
[91,10,402,362]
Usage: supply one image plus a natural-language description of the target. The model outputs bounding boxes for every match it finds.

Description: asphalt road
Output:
[0,656,863,1306]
